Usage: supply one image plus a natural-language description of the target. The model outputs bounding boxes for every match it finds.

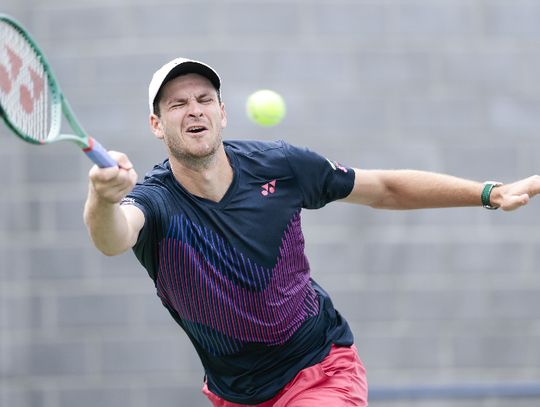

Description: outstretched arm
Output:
[83,151,144,256]
[343,169,540,211]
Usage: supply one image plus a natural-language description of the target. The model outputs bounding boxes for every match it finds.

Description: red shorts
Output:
[202,344,368,406]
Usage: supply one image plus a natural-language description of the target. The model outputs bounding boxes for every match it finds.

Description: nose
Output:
[187,100,203,117]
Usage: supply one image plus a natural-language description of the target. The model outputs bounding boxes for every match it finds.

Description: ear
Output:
[149,113,164,140]
[220,102,227,128]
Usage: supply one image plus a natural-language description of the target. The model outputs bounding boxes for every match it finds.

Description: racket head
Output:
[0,14,87,147]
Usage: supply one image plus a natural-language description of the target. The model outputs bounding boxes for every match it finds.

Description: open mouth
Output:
[186,125,208,134]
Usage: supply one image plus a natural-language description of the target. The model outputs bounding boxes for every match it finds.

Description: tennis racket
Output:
[0,14,116,168]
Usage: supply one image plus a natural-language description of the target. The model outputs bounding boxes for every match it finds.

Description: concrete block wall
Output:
[1,1,540,406]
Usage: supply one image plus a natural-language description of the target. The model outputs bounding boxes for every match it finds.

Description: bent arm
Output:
[83,151,143,256]
[84,195,144,256]
[343,169,540,211]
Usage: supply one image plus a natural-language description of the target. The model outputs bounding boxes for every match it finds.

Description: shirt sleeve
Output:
[282,142,355,209]
[120,184,160,280]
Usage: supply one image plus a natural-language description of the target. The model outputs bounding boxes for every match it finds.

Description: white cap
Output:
[148,57,221,114]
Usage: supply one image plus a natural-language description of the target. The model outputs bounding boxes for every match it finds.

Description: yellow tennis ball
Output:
[246,90,286,127]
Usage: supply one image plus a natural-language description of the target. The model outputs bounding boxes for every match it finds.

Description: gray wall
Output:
[2,1,540,406]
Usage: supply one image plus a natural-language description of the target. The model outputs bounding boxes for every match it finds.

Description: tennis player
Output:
[83,57,540,407]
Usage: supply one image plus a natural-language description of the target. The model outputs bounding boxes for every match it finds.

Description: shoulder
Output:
[224,140,296,175]
[121,158,173,208]
[224,139,288,157]
[224,139,323,160]
[141,158,173,185]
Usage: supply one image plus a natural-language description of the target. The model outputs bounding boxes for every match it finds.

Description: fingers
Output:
[113,151,134,171]
[88,151,137,204]
[501,193,529,211]
[495,175,540,211]
[527,174,540,198]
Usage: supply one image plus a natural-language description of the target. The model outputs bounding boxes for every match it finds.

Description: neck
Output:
[169,145,233,202]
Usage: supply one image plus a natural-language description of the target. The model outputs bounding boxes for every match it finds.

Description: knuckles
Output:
[89,165,119,183]
[530,174,540,186]
[88,151,137,204]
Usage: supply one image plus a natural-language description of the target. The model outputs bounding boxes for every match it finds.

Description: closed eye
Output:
[166,98,187,110]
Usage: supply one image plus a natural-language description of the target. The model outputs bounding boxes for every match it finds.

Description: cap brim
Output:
[161,61,220,95]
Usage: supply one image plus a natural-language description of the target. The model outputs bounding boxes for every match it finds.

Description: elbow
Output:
[369,195,408,210]
[367,193,396,209]
[101,249,126,257]
[96,243,130,257]
[369,201,386,209]
[369,201,395,210]
[86,229,131,257]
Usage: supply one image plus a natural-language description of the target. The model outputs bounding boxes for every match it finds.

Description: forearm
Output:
[83,186,134,256]
[83,151,140,255]
[350,169,483,210]
[379,170,483,209]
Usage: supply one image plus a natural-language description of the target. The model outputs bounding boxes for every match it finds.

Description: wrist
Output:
[481,181,503,210]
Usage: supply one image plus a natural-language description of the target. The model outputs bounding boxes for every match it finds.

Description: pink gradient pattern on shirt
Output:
[156,212,319,350]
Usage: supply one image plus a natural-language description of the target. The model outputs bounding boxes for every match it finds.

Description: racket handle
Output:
[83,137,117,168]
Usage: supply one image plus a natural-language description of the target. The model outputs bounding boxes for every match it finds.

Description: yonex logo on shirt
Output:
[261,180,277,196]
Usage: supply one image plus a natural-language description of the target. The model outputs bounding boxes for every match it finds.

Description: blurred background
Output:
[1,0,540,406]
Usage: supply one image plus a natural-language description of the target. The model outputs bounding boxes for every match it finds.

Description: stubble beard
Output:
[167,129,223,170]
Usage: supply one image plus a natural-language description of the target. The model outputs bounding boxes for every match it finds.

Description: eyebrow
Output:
[165,92,214,105]
[165,97,187,106]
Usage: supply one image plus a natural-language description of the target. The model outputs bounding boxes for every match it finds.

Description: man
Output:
[84,57,540,407]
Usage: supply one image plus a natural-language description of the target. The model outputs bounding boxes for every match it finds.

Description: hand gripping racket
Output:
[0,14,116,168]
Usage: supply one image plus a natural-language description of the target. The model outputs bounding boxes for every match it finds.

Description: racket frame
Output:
[0,14,116,167]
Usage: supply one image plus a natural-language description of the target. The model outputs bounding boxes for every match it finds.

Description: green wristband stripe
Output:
[481,184,493,207]
[481,182,502,210]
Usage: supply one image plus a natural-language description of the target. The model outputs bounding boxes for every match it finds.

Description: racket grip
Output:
[83,137,117,168]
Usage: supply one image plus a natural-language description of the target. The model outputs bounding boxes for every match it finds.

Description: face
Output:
[150,73,227,165]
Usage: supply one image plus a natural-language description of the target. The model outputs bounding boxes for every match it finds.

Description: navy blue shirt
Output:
[122,140,356,404]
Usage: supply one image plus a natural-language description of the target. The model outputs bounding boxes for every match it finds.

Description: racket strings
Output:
[0,21,50,143]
